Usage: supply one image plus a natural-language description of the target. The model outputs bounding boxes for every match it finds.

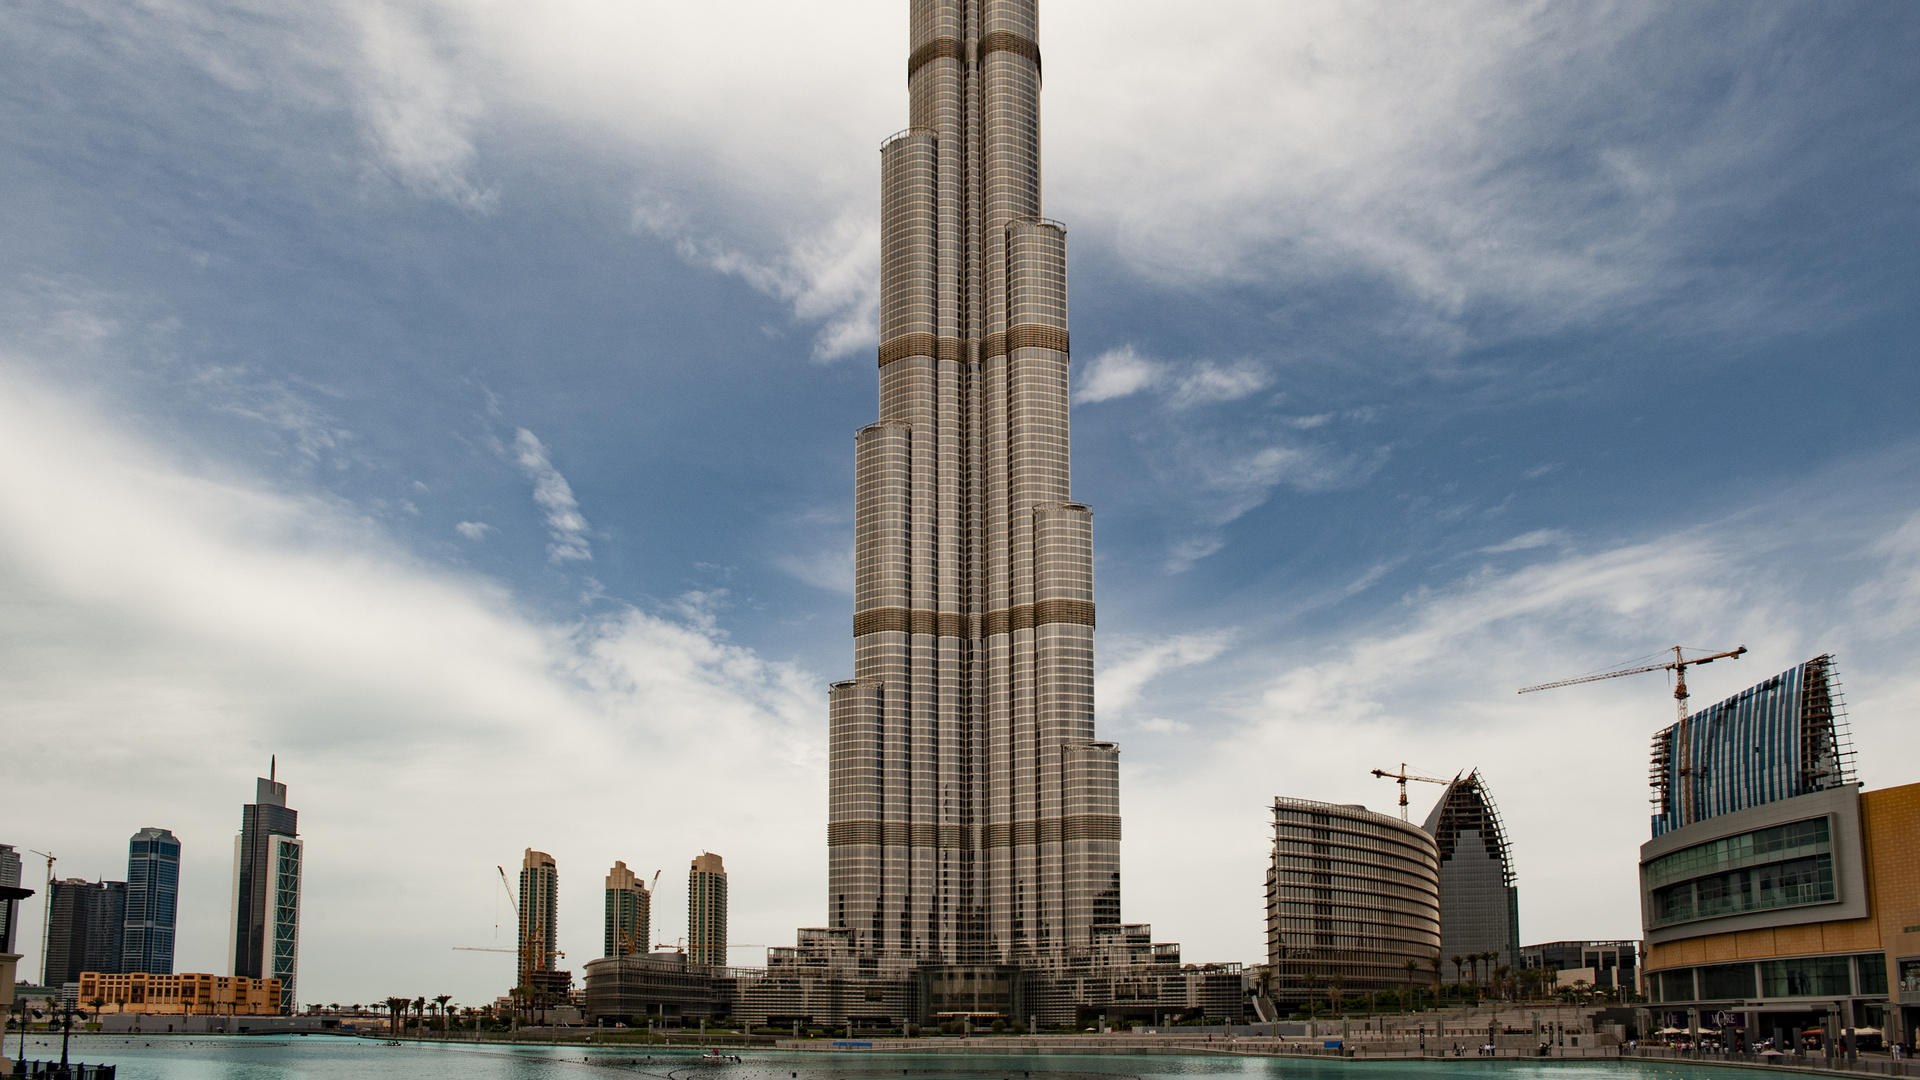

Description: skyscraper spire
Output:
[829,0,1118,969]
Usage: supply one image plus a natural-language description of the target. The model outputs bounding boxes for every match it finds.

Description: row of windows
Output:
[1651,953,1886,1002]
[1646,818,1829,887]
[1650,852,1834,927]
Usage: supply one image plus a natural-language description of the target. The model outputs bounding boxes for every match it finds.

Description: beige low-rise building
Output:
[77,971,282,1015]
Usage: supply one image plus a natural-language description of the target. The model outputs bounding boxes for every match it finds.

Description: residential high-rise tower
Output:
[604,860,650,959]
[124,827,181,975]
[688,853,726,967]
[519,849,559,990]
[0,843,20,956]
[229,767,300,1012]
[829,0,1118,972]
[43,878,127,986]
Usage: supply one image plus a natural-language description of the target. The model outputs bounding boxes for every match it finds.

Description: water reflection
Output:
[31,1036,1757,1080]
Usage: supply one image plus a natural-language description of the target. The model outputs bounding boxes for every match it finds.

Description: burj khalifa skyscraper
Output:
[828,0,1120,971]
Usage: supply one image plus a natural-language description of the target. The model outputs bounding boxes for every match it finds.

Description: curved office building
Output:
[1267,798,1441,1003]
[1422,770,1521,973]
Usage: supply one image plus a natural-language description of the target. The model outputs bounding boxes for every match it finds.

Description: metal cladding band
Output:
[907,36,964,79]
[980,30,1041,79]
[877,332,968,367]
[877,332,938,367]
[906,34,1041,82]
[980,324,1069,360]
[856,600,1092,637]
[829,815,1119,848]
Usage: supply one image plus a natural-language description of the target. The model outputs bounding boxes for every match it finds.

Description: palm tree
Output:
[1451,955,1464,988]
[1402,959,1419,1014]
[1427,956,1442,1006]
[1328,974,1345,1018]
[1305,972,1322,1020]
[435,995,451,1035]
[385,997,410,1038]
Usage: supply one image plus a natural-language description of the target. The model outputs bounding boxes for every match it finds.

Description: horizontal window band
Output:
[906,34,1041,81]
[881,327,1065,367]
[907,37,964,79]
[980,31,1042,79]
[878,332,939,367]
[828,814,1119,848]
[981,324,1069,361]
[855,601,1093,638]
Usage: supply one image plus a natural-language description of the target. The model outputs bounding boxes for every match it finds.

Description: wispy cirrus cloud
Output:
[1479,528,1569,554]
[1097,631,1235,716]
[1074,346,1271,408]
[510,428,591,563]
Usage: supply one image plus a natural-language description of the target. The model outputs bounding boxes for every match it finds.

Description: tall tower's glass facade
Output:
[519,849,559,989]
[0,843,20,955]
[123,827,181,975]
[1420,771,1520,974]
[604,860,651,959]
[829,0,1118,972]
[43,878,127,985]
[230,773,300,1012]
[688,852,728,968]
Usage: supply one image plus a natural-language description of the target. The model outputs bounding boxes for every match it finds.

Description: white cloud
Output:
[348,0,495,211]
[1117,497,1920,966]
[1075,345,1165,404]
[1156,435,1389,571]
[454,520,493,540]
[1170,361,1271,408]
[1045,1,1786,340]
[510,427,591,563]
[1098,631,1234,715]
[1480,528,1569,554]
[1524,462,1564,479]
[0,366,828,1004]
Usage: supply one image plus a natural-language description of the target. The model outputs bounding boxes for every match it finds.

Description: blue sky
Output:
[3,0,1919,1008]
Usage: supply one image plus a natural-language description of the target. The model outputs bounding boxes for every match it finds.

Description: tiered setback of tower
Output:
[830,0,1114,973]
[750,0,1218,1030]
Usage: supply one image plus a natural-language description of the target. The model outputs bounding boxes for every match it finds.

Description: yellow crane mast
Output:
[1369,764,1454,821]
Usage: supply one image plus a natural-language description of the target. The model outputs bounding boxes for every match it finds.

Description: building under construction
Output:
[1266,797,1441,1006]
[1421,770,1521,974]
[1649,653,1856,837]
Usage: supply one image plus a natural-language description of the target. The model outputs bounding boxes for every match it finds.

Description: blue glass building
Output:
[1649,654,1856,837]
[123,827,181,974]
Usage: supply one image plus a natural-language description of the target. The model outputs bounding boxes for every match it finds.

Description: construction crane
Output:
[1369,764,1453,821]
[452,947,513,953]
[1518,645,1746,723]
[1520,645,1747,822]
[29,850,55,963]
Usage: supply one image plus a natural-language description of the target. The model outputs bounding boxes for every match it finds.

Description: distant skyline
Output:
[2,0,1918,1007]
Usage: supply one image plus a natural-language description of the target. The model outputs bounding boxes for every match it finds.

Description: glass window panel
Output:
[1761,956,1851,997]
[1858,954,1888,996]
[1661,969,1696,1002]
[1699,963,1756,1000]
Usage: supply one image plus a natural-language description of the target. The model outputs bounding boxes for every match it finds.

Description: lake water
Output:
[17,1036,1755,1080]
